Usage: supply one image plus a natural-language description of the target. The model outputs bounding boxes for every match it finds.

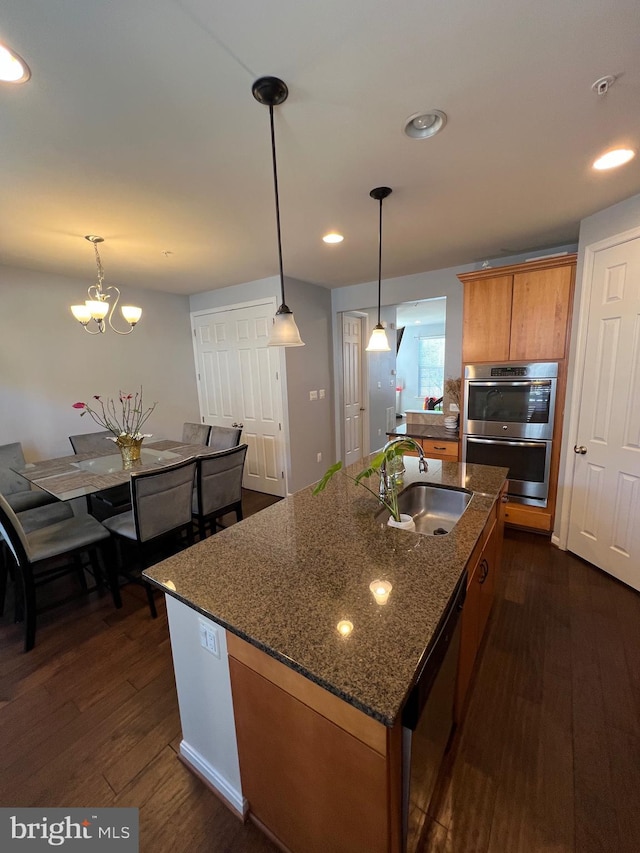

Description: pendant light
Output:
[252,76,304,347]
[366,187,392,352]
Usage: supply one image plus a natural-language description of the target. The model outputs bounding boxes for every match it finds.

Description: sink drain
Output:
[433,527,448,536]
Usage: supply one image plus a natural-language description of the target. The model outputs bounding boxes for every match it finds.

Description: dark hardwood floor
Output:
[2,505,639,852]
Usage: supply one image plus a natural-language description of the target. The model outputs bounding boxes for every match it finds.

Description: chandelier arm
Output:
[80,323,104,336]
[268,103,287,311]
[104,286,135,335]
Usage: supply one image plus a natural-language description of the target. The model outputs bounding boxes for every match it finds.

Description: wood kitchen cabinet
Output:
[228,633,403,853]
[459,254,576,364]
[403,438,459,461]
[455,498,501,722]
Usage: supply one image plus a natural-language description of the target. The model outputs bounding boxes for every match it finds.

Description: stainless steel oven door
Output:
[463,435,552,506]
[464,378,557,440]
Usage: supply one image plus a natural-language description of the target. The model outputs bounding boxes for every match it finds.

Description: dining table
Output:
[14,439,209,502]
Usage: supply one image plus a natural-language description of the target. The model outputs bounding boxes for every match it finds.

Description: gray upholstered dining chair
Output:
[193,444,248,539]
[0,492,119,651]
[69,431,131,519]
[102,457,197,618]
[0,442,63,513]
[182,422,212,445]
[68,430,115,455]
[208,425,242,451]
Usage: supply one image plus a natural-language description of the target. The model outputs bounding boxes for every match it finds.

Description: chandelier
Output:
[71,236,142,335]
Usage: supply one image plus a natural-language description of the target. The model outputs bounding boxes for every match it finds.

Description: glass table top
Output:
[70,447,180,474]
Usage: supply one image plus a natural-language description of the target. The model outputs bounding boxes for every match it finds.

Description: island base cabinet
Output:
[229,655,401,853]
[454,507,500,723]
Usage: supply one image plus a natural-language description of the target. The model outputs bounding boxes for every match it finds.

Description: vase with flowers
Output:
[72,388,157,467]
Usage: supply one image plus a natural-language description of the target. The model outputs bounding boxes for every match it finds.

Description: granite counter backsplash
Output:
[143,458,506,726]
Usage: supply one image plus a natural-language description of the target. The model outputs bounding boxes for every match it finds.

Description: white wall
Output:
[189,275,334,494]
[284,278,334,492]
[397,317,446,411]
[165,596,244,815]
[555,192,640,540]
[365,306,397,451]
[0,265,199,460]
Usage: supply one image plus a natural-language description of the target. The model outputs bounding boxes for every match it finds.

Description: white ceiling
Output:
[2,1,639,296]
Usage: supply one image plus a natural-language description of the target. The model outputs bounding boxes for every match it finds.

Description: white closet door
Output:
[193,302,285,497]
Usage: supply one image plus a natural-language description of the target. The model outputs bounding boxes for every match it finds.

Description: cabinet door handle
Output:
[478,558,489,584]
[433,445,446,451]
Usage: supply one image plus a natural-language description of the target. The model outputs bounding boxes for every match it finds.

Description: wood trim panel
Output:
[501,502,552,532]
[227,632,387,756]
[457,253,577,283]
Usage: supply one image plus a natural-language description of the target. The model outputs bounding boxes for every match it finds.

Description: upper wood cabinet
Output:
[459,255,576,363]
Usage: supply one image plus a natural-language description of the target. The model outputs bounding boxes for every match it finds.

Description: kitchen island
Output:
[143,457,507,853]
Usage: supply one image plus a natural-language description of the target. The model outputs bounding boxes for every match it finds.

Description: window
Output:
[418,336,445,400]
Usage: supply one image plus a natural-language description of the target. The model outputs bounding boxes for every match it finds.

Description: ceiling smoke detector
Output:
[403,109,447,140]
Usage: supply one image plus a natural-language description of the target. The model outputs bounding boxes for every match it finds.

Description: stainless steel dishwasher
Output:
[402,571,466,852]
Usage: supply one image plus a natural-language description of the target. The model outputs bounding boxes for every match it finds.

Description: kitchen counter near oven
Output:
[386,421,459,443]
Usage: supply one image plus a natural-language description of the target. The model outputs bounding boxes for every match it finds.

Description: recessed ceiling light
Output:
[323,232,344,244]
[403,110,447,140]
[593,148,635,170]
[0,43,31,83]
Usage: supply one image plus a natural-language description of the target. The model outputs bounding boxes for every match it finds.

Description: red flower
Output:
[72,402,86,409]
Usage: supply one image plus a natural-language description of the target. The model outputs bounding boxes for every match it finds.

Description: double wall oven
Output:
[462,362,558,507]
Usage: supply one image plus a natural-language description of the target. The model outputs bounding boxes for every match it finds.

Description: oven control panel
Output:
[490,366,528,376]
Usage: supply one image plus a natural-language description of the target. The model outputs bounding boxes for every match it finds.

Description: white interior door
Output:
[342,314,365,466]
[567,236,640,590]
[193,301,286,497]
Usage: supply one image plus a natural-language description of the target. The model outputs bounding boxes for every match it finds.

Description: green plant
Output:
[313,440,416,522]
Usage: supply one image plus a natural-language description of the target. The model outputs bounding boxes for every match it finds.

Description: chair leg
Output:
[22,569,37,653]
[100,539,122,609]
[145,583,158,619]
[0,542,8,617]
[72,553,89,592]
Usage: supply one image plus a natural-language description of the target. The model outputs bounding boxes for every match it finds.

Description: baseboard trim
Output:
[178,740,248,819]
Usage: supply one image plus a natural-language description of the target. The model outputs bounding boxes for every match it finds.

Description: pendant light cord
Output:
[268,104,286,309]
[376,195,383,325]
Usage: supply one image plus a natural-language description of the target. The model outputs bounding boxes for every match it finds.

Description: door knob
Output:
[232,422,244,428]
[573,445,587,455]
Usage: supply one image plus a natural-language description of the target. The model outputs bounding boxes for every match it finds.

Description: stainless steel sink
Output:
[377,483,473,535]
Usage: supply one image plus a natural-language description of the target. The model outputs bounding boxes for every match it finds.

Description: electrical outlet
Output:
[377,428,382,436]
[317,452,322,463]
[377,381,382,389]
[199,620,220,657]
[309,390,318,401]
[449,403,460,413]
[319,389,325,399]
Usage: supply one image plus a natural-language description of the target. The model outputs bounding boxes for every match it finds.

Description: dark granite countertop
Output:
[143,457,507,727]
[386,422,459,442]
